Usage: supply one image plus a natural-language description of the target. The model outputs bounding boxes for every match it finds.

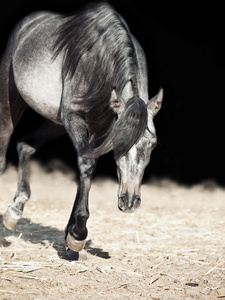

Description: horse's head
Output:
[115,88,163,213]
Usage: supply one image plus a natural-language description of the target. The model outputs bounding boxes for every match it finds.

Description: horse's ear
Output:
[110,89,124,115]
[147,88,163,117]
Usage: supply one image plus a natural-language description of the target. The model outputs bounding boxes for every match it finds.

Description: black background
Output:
[1,1,224,185]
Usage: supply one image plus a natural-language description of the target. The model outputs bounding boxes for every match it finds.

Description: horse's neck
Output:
[131,36,149,103]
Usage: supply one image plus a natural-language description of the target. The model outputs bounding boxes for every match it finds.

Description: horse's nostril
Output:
[118,194,141,212]
[120,195,126,203]
[118,194,127,211]
[133,196,141,209]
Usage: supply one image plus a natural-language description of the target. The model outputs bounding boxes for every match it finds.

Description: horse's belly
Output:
[12,17,63,123]
[13,55,63,123]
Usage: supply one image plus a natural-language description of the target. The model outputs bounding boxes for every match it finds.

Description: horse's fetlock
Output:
[69,224,88,242]
[19,182,31,197]
[7,204,23,219]
[13,191,30,209]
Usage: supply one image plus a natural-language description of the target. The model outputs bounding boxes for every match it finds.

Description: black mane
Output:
[53,2,147,159]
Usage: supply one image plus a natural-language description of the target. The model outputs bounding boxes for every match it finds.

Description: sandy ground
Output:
[1,161,225,299]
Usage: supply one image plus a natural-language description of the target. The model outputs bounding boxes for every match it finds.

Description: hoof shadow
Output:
[0,215,111,261]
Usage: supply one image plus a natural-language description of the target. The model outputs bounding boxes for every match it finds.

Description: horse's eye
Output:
[150,141,157,150]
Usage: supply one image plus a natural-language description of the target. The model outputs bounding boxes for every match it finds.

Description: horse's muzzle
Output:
[118,193,141,213]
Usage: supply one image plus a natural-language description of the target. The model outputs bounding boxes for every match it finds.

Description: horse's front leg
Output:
[65,156,97,252]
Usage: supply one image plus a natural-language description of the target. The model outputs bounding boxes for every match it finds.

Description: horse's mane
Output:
[53,2,147,159]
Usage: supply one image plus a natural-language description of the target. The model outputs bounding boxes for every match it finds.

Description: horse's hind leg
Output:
[0,49,28,172]
[0,133,12,173]
[3,142,36,230]
[3,120,65,230]
[0,100,27,173]
[0,81,16,173]
[0,90,27,173]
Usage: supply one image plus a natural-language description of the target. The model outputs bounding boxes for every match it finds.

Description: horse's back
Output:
[11,11,64,123]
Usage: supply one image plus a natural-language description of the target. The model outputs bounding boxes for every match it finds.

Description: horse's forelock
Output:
[113,96,148,160]
[91,96,148,160]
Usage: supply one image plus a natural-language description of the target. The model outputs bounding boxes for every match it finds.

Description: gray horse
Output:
[0,2,162,252]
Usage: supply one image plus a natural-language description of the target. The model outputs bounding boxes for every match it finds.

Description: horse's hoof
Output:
[66,233,86,252]
[3,207,20,230]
